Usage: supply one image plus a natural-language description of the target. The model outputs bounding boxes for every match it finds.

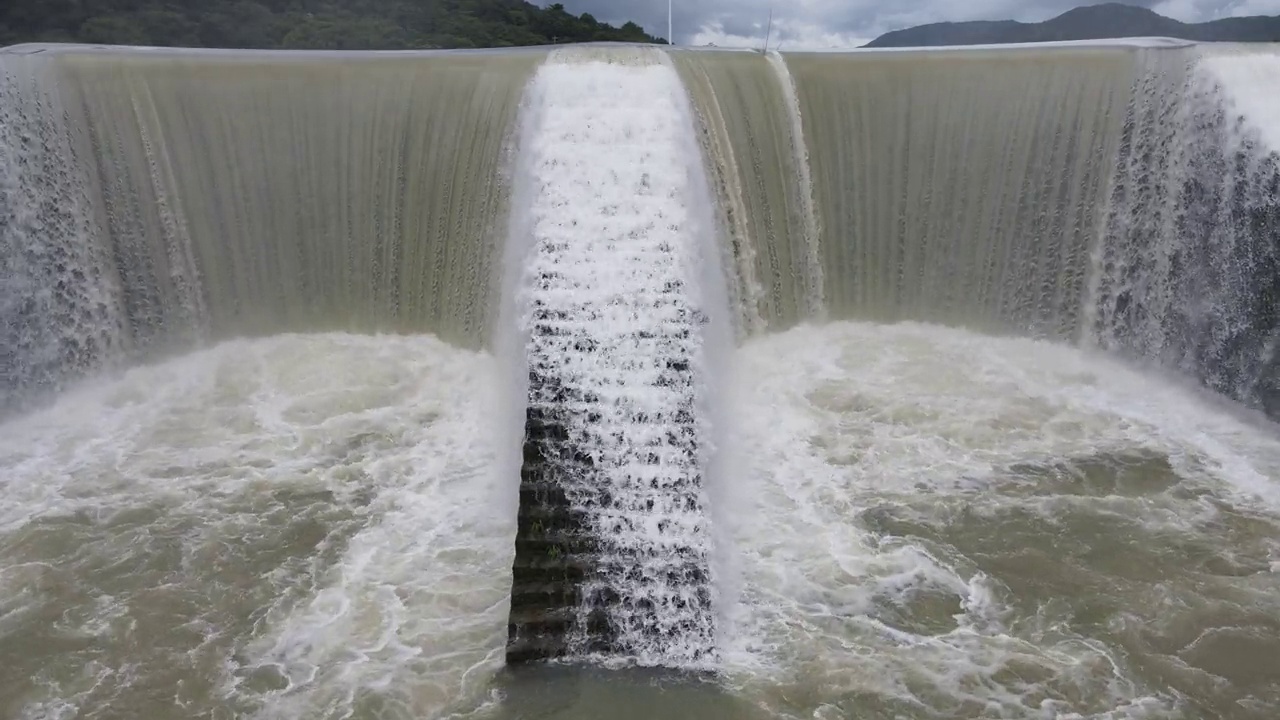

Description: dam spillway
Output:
[784,48,1134,339]
[670,43,1278,414]
[1,47,539,416]
[3,42,1277,418]
[505,49,720,666]
[1,39,1280,718]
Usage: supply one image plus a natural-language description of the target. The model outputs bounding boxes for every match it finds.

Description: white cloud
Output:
[689,19,872,50]
[1151,0,1208,19]
[1153,0,1280,20]
[680,0,1148,48]
[546,0,1279,47]
[1222,0,1280,16]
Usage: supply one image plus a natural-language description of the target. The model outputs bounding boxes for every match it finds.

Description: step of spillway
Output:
[508,370,603,664]
[508,297,715,665]
[505,49,718,668]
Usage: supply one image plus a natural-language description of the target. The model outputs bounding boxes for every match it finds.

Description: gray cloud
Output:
[541,0,1280,48]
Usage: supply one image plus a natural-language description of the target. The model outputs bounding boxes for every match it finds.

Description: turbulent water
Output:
[2,328,1278,718]
[724,322,1280,720]
[1095,45,1280,418]
[2,39,1280,720]
[0,334,516,719]
[507,48,725,666]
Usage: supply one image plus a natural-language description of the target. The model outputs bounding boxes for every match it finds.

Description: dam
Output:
[1,38,1279,719]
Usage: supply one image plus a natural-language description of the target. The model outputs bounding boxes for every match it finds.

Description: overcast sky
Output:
[544,0,1280,49]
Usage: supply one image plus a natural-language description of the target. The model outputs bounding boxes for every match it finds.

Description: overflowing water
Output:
[672,51,825,334]
[744,47,1137,338]
[507,48,725,666]
[0,56,124,405]
[1,38,1279,720]
[672,43,1279,415]
[0,48,539,416]
[1095,46,1280,417]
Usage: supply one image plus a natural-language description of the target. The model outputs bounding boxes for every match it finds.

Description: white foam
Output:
[721,320,1280,714]
[0,334,513,718]
[1199,46,1280,152]
[0,56,125,410]
[508,47,725,667]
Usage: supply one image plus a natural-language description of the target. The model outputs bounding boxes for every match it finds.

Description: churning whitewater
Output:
[1,37,1279,720]
[507,48,725,668]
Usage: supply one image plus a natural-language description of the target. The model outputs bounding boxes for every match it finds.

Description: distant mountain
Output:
[864,3,1280,48]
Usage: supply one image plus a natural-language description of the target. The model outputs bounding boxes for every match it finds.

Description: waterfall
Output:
[1094,45,1280,417]
[0,55,124,413]
[785,47,1136,339]
[765,51,825,324]
[671,50,823,336]
[506,47,722,668]
[672,43,1277,418]
[2,40,1279,679]
[0,47,539,416]
[7,42,1274,422]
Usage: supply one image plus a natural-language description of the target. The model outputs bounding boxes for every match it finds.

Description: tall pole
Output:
[669,0,673,46]
[763,7,773,53]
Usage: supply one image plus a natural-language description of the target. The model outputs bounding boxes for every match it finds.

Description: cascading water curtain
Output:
[1094,48,1280,418]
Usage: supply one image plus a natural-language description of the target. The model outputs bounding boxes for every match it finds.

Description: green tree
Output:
[79,15,150,45]
[0,0,665,50]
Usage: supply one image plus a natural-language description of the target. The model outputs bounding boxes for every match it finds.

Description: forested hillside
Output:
[0,0,664,50]
[866,3,1280,47]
